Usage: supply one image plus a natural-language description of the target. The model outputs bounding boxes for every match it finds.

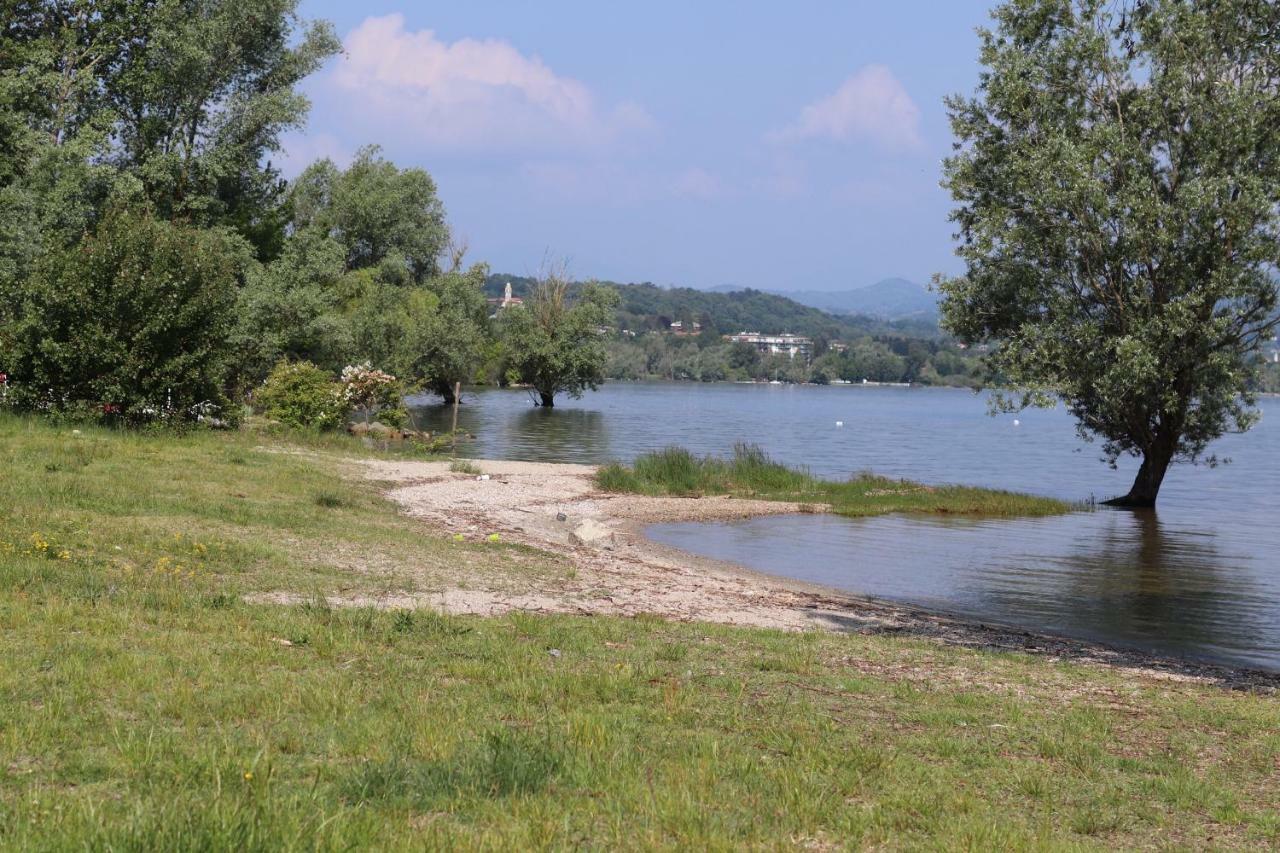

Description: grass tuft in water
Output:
[597,443,1072,517]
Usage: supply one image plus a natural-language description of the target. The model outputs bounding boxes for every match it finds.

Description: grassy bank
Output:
[597,444,1073,517]
[1,415,1277,848]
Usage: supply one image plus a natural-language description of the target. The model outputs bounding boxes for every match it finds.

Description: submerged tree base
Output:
[1101,494,1158,510]
[596,444,1074,518]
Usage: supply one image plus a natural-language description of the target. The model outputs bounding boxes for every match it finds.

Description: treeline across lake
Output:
[486,275,939,340]
[486,274,984,387]
[604,334,982,386]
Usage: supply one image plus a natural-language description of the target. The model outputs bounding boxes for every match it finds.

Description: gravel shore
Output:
[354,458,1279,691]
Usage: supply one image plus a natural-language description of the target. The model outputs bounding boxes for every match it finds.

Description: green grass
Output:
[1,415,1276,849]
[597,444,1074,517]
[450,458,483,476]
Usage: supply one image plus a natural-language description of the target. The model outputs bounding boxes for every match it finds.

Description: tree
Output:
[229,230,353,388]
[0,0,340,256]
[501,273,619,407]
[0,0,339,414]
[3,207,252,420]
[396,265,491,404]
[290,146,449,283]
[938,0,1280,507]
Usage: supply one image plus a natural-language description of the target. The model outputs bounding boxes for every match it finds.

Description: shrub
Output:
[256,360,347,430]
[340,361,399,422]
[2,207,250,423]
[340,362,401,424]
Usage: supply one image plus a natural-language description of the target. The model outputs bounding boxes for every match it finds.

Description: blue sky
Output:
[288,1,997,292]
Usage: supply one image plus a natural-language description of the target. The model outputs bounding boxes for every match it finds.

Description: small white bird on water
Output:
[1013,418,1021,427]
[835,420,844,427]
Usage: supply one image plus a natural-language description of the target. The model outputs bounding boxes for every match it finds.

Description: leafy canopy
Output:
[5,207,252,419]
[938,0,1280,504]
[501,276,620,407]
[290,145,450,284]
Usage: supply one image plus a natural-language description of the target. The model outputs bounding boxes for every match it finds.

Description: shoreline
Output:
[357,458,1279,691]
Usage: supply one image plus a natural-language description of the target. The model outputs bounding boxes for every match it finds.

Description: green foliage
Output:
[256,360,346,431]
[938,0,1280,505]
[263,147,482,404]
[0,0,339,256]
[388,265,492,402]
[0,0,342,428]
[229,231,353,389]
[501,276,620,406]
[3,207,249,422]
[599,444,1071,517]
[290,145,449,282]
[602,335,981,386]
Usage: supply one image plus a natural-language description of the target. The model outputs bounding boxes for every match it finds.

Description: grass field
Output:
[1,415,1277,849]
[596,444,1075,518]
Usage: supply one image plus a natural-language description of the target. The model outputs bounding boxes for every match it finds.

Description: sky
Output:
[287,1,999,292]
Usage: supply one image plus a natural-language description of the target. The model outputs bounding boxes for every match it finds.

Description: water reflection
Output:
[407,394,610,463]
[406,397,484,437]
[648,508,1278,670]
[977,507,1269,660]
[508,408,610,462]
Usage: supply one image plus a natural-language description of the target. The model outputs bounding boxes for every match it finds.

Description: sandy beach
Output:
[345,458,1278,690]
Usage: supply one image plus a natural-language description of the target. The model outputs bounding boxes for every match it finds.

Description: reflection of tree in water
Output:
[1053,510,1267,663]
[406,397,611,463]
[509,408,609,463]
[406,398,484,437]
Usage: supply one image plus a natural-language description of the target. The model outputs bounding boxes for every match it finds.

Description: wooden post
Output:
[450,381,461,452]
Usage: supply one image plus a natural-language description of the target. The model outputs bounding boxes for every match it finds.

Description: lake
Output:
[409,383,1280,671]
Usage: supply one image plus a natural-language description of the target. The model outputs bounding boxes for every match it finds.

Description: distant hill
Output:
[783,278,939,321]
[712,278,939,321]
[484,274,942,340]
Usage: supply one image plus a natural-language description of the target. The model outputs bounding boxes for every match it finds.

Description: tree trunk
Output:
[435,381,456,405]
[539,391,555,408]
[1103,443,1174,508]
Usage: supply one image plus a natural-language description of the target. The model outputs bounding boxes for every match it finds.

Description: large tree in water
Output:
[501,272,618,408]
[938,0,1280,507]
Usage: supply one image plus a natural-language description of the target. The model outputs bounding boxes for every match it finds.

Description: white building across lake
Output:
[723,332,813,360]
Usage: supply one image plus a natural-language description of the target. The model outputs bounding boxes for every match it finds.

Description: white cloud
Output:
[329,14,654,152]
[771,65,922,150]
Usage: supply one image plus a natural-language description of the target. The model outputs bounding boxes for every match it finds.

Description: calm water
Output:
[410,384,1280,670]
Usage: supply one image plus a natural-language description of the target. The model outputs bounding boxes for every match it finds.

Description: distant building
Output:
[486,282,524,315]
[724,332,813,360]
[669,320,702,336]
[828,341,848,353]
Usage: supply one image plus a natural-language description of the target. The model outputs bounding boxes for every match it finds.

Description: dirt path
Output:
[357,458,1279,691]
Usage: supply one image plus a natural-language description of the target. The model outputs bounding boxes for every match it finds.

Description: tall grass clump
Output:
[632,446,711,494]
[596,443,1073,518]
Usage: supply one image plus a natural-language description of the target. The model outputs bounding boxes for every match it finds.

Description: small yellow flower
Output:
[243,771,253,781]
[57,551,70,561]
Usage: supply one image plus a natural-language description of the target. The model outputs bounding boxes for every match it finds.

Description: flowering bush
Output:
[340,363,401,424]
[256,360,347,430]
